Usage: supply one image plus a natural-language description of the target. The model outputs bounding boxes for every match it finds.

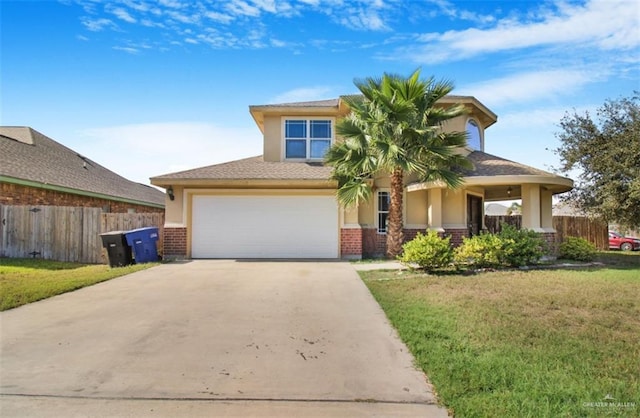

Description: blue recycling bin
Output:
[124,227,160,263]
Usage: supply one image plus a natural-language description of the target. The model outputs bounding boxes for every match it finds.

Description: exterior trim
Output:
[0,175,164,209]
[407,175,573,193]
[151,178,337,188]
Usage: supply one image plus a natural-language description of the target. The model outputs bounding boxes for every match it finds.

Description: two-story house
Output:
[150,96,573,259]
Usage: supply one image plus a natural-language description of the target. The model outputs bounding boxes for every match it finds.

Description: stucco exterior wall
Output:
[406,190,427,226]
[164,186,184,225]
[442,188,466,227]
[263,116,282,162]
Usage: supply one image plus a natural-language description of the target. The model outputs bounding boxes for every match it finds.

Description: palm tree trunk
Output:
[386,168,405,258]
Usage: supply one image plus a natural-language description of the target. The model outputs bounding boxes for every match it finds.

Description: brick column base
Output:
[164,227,187,260]
[540,232,558,256]
[443,228,469,247]
[340,228,363,259]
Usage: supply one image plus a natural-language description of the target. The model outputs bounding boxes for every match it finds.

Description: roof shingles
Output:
[151,156,333,181]
[1,127,164,206]
[465,151,556,177]
[153,152,559,183]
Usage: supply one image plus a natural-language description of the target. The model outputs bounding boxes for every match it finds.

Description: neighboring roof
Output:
[485,203,509,216]
[151,155,333,182]
[0,127,164,207]
[465,151,559,177]
[553,202,587,216]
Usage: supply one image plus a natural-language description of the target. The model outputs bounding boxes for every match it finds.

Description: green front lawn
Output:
[0,258,158,311]
[361,258,640,417]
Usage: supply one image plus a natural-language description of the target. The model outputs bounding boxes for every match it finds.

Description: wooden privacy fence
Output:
[485,215,609,250]
[0,205,164,264]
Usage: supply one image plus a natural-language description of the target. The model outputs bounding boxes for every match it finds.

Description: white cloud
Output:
[404,0,639,64]
[269,86,335,104]
[425,0,496,25]
[122,0,151,13]
[110,7,137,23]
[81,17,117,32]
[458,70,593,107]
[79,122,262,184]
[226,0,261,17]
[204,10,234,24]
[112,46,139,54]
[252,0,277,13]
[339,8,388,31]
[158,0,184,9]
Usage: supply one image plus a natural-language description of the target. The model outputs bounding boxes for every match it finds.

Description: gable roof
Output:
[151,150,569,189]
[0,127,164,207]
[249,95,498,133]
[151,155,333,186]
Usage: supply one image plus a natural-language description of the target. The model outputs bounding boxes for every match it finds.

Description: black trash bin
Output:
[100,231,133,267]
[124,227,160,263]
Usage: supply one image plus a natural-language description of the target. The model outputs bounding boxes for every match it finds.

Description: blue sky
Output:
[2,0,639,186]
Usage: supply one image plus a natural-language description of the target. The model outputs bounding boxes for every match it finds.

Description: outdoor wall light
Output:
[167,186,175,201]
[507,186,512,197]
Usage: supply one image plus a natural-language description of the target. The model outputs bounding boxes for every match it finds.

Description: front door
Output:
[467,195,483,237]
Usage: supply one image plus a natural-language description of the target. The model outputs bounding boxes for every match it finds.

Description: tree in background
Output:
[554,93,640,229]
[325,69,471,257]
[506,202,521,216]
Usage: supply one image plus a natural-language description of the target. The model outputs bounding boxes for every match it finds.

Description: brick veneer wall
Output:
[541,232,558,255]
[358,227,430,258]
[163,227,187,259]
[340,228,362,259]
[0,182,163,213]
[443,228,469,247]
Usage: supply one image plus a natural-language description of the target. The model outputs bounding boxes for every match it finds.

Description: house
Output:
[0,127,164,212]
[485,203,509,216]
[150,96,572,259]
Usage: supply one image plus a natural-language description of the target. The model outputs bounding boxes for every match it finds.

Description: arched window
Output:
[466,119,482,151]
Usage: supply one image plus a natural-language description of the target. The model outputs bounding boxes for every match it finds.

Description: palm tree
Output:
[325,69,471,257]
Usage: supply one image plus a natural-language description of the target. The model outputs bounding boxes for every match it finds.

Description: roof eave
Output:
[150,178,337,189]
[1,175,165,208]
[407,175,573,194]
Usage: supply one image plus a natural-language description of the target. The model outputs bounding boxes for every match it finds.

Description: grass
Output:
[0,258,158,311]
[360,254,640,417]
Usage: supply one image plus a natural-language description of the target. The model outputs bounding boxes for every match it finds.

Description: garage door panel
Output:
[192,195,338,258]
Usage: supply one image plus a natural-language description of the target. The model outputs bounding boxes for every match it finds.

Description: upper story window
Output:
[466,119,482,151]
[284,118,333,160]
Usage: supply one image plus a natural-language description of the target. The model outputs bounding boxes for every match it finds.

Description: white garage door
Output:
[191,195,339,258]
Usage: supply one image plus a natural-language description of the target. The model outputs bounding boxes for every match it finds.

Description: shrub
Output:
[496,224,547,267]
[454,233,503,268]
[559,236,597,261]
[399,230,453,271]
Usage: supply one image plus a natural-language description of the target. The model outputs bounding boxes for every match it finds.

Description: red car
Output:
[608,231,640,251]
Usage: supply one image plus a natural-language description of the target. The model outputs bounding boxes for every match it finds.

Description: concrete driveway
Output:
[0,260,448,417]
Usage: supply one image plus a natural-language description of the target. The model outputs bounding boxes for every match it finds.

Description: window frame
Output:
[282,116,334,161]
[376,190,390,234]
[465,118,483,151]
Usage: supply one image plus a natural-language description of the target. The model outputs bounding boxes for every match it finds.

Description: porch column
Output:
[540,188,554,232]
[521,184,543,232]
[427,188,444,232]
[340,205,362,259]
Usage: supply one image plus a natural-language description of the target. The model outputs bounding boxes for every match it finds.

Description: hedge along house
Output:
[1,127,165,213]
[151,96,573,259]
